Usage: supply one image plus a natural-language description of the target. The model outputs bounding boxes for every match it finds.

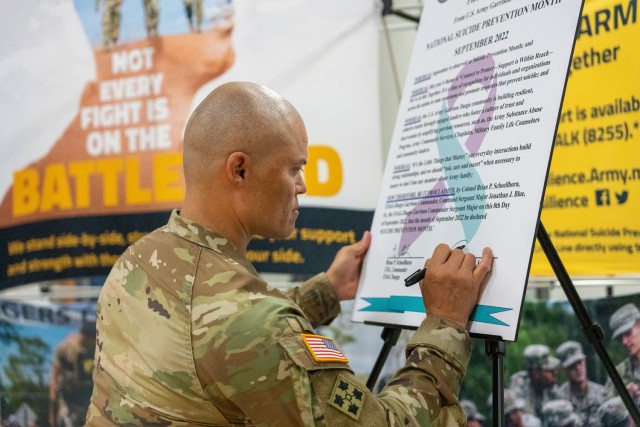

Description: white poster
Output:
[353,0,584,341]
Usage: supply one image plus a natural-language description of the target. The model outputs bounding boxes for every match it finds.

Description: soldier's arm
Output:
[213,245,490,425]
[284,273,340,327]
[284,232,371,327]
[210,307,469,426]
[603,359,633,400]
[306,316,471,425]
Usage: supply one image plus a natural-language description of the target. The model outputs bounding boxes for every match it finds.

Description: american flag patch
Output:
[301,334,349,363]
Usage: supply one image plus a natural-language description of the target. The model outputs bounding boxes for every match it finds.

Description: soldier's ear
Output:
[227,152,248,183]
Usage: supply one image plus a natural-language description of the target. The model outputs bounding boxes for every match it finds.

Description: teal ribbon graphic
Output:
[397,56,497,255]
[437,102,485,243]
[360,296,511,327]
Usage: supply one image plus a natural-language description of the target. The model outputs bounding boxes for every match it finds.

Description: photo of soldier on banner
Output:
[0,298,96,427]
[458,291,640,426]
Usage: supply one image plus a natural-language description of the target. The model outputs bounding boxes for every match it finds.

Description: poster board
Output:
[353,0,585,341]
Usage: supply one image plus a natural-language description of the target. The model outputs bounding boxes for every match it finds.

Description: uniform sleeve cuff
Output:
[407,316,472,368]
[297,272,341,326]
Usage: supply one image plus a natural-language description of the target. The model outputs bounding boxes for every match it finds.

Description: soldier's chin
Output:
[255,226,296,241]
[278,223,297,240]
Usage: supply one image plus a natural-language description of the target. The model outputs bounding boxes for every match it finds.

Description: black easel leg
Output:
[367,326,402,390]
[486,340,506,427]
[381,0,421,23]
[537,221,640,425]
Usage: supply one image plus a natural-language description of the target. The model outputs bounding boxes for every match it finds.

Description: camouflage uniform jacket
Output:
[604,357,640,403]
[509,371,563,419]
[558,380,605,426]
[86,209,472,426]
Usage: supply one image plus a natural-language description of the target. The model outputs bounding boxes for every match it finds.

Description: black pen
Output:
[404,268,425,287]
[404,245,466,287]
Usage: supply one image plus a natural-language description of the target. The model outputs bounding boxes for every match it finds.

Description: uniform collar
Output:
[167,209,258,277]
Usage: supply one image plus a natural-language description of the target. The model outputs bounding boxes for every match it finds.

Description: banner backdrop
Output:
[530,0,640,276]
[0,0,381,289]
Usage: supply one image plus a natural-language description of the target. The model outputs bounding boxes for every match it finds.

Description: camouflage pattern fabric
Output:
[52,333,95,427]
[603,357,640,404]
[143,0,159,36]
[99,0,122,47]
[184,0,203,31]
[86,209,472,426]
[598,396,631,426]
[509,371,563,419]
[558,380,605,426]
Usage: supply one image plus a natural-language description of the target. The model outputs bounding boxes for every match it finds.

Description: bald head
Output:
[180,82,308,251]
[180,82,309,250]
[183,82,304,191]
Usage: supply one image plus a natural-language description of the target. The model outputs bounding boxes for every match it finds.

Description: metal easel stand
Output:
[366,325,402,390]
[381,0,421,23]
[366,320,508,427]
[486,339,506,427]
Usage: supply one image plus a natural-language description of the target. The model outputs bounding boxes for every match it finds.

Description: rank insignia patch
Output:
[301,333,349,363]
[329,375,365,420]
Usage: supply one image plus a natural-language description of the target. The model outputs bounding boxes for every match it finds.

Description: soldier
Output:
[85,81,495,425]
[503,388,542,427]
[183,0,204,32]
[509,344,563,419]
[461,399,486,427]
[49,320,96,427]
[142,0,159,38]
[597,396,633,427]
[95,0,123,50]
[604,302,640,405]
[555,340,605,426]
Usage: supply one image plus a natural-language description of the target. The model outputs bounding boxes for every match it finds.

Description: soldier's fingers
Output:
[427,243,453,267]
[460,251,478,271]
[349,231,371,257]
[473,247,494,283]
[445,246,468,268]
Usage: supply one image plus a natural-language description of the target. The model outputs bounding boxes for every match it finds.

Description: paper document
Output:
[352,0,584,341]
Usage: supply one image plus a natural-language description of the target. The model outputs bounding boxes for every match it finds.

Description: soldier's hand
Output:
[419,244,493,329]
[326,231,371,301]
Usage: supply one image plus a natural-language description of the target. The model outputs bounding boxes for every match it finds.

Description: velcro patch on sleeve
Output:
[300,333,348,363]
[329,374,365,420]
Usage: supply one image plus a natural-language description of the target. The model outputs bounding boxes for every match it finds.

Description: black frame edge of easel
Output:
[365,324,403,390]
[381,0,421,23]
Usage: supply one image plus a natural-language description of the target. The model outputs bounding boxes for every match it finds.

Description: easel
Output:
[365,221,640,426]
[373,0,640,423]
[365,328,509,425]
[366,326,402,391]
[485,339,506,427]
